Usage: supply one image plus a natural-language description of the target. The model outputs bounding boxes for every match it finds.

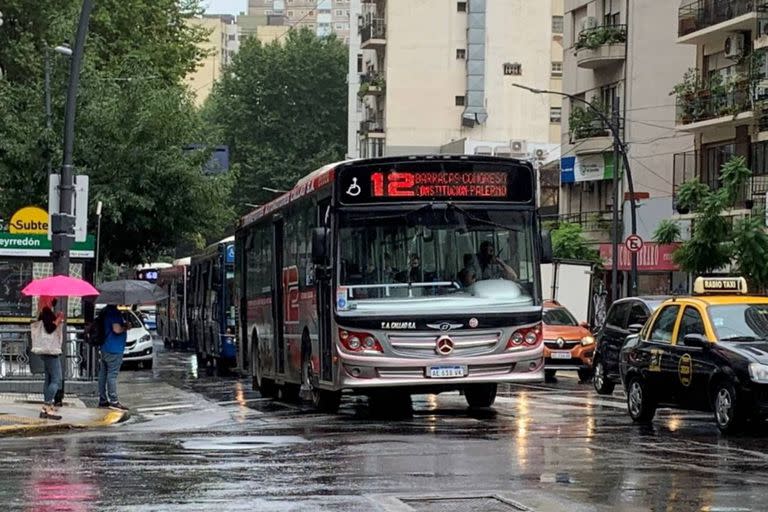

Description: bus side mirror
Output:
[312,227,328,265]
[541,229,553,264]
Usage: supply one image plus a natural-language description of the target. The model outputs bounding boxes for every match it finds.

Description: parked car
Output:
[541,300,595,382]
[592,296,670,395]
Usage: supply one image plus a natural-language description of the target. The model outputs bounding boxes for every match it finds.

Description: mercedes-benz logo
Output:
[557,337,565,348]
[435,336,454,356]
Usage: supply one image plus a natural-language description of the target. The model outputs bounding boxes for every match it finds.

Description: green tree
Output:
[205,28,348,211]
[653,156,768,289]
[550,222,599,261]
[0,0,234,264]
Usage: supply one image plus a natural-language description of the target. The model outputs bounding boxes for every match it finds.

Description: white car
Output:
[119,308,154,369]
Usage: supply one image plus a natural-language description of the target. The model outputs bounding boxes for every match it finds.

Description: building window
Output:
[550,107,562,123]
[455,95,466,106]
[551,61,563,76]
[503,62,522,76]
[457,2,467,12]
[604,0,620,26]
[287,10,293,16]
[228,34,236,41]
[357,54,363,73]
[552,16,564,34]
[601,84,618,109]
[336,9,344,16]
[456,48,466,59]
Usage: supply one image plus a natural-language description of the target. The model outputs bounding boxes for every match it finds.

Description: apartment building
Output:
[248,0,352,43]
[348,0,564,163]
[674,0,768,216]
[560,1,695,294]
[186,15,239,105]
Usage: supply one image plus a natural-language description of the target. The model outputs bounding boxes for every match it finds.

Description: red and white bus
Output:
[235,155,552,412]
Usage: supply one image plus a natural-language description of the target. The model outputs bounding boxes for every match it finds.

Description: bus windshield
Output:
[338,207,537,314]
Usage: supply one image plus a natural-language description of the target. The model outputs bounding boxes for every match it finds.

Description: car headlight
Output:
[581,335,595,346]
[749,363,768,383]
[140,334,151,343]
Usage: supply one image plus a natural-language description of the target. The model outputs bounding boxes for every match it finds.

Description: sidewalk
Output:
[0,392,128,436]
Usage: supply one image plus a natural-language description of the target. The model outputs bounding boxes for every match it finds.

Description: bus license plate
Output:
[551,351,571,360]
[428,366,466,378]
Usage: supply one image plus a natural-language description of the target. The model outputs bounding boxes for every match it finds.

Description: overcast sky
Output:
[202,0,247,15]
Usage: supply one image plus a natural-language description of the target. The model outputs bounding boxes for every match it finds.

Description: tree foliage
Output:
[550,222,599,262]
[0,0,234,264]
[653,156,768,289]
[204,29,348,212]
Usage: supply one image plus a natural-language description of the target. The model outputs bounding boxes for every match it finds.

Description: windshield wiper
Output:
[720,335,762,342]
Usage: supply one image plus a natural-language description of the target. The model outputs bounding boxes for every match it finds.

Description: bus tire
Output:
[464,383,497,408]
[302,339,341,413]
[252,336,276,398]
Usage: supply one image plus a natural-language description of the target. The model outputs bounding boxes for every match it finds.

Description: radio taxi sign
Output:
[624,234,644,253]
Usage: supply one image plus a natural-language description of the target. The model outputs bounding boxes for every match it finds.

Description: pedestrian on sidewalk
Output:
[98,304,131,411]
[35,296,65,420]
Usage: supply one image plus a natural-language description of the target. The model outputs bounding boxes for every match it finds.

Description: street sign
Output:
[625,234,644,253]
[48,174,89,242]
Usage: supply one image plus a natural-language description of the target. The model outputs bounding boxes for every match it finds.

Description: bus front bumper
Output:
[336,348,544,388]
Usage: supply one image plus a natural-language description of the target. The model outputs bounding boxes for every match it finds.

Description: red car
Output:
[542,301,595,382]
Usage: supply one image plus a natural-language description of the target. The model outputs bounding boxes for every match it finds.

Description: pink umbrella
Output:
[21,275,100,297]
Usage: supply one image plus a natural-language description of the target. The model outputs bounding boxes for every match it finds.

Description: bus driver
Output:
[471,241,518,281]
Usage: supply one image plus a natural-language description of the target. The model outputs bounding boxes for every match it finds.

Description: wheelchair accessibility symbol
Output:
[346,177,361,197]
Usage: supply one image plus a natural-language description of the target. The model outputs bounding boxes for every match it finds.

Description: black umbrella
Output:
[97,280,168,305]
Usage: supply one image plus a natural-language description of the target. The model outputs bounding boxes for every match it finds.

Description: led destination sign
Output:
[338,165,533,204]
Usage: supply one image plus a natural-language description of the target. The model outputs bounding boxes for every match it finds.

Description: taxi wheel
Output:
[593,360,615,395]
[713,381,746,434]
[627,377,656,423]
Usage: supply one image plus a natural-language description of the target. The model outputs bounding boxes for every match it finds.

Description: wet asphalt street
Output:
[2,341,768,511]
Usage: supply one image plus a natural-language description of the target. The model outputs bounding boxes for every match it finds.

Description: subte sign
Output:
[624,234,644,253]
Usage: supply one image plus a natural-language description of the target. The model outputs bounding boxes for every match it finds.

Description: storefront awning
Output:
[599,243,680,271]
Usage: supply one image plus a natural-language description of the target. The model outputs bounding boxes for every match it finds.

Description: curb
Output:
[0,409,128,437]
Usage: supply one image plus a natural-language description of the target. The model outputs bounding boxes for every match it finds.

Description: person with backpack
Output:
[97,304,131,410]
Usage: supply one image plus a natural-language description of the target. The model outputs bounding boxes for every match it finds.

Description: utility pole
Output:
[611,97,621,304]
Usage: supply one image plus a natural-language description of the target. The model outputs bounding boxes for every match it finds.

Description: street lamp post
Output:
[512,83,639,300]
[94,200,103,284]
[44,45,73,175]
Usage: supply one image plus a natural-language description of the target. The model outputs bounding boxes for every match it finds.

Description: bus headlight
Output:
[749,363,768,383]
[581,335,595,346]
[347,336,361,350]
[338,328,383,353]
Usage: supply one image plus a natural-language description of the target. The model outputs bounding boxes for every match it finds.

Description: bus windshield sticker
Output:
[337,287,349,310]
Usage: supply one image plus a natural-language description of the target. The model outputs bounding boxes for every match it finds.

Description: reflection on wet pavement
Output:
[0,340,767,511]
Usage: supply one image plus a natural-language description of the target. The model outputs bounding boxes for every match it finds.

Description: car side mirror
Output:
[312,227,328,265]
[683,334,709,349]
[541,229,553,264]
[627,323,643,334]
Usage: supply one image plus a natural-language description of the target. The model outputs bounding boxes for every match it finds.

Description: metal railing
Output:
[672,150,752,209]
[574,24,627,51]
[0,325,96,380]
[359,118,385,135]
[675,83,752,124]
[678,0,768,37]
[360,17,386,44]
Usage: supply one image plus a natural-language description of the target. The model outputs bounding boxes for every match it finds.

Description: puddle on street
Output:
[180,435,308,451]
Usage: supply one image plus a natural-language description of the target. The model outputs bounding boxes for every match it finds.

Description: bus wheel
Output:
[303,350,340,413]
[464,383,497,408]
[252,340,276,398]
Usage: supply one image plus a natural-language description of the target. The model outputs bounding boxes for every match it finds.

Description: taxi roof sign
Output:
[693,277,748,295]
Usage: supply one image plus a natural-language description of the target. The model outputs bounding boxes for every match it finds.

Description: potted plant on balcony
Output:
[671,68,702,124]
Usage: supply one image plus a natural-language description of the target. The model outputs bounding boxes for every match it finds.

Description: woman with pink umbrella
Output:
[22,275,99,421]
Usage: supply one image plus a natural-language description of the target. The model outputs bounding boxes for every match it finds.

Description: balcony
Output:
[675,79,753,131]
[574,25,627,69]
[673,150,754,211]
[358,72,385,97]
[359,118,385,139]
[678,0,768,45]
[360,17,386,49]
[569,102,614,155]
[541,210,616,240]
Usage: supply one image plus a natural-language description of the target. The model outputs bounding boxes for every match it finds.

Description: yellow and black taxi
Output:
[619,277,768,434]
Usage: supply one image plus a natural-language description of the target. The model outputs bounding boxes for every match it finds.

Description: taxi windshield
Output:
[708,304,768,341]
[543,308,578,326]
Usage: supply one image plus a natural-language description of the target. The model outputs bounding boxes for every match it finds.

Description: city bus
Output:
[235,155,551,412]
[189,237,237,371]
[156,257,190,350]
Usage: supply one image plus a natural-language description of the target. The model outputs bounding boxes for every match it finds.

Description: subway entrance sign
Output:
[0,233,95,258]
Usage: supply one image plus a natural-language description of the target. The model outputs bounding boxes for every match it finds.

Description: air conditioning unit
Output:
[534,148,547,160]
[474,145,492,155]
[724,33,745,60]
[494,146,512,157]
[510,140,527,155]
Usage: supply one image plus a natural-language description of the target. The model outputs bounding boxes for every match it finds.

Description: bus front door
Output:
[272,218,286,375]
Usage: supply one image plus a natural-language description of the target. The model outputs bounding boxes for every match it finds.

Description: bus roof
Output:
[238,154,532,229]
[173,257,191,266]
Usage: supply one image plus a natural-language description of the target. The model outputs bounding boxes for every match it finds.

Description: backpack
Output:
[86,309,107,347]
